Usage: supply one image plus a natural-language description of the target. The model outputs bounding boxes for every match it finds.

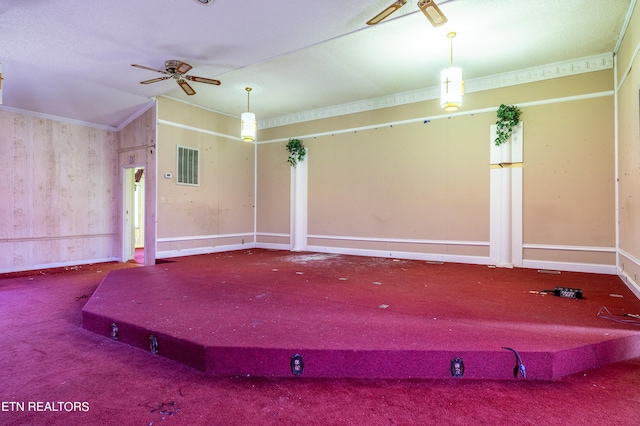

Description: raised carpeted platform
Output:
[82,249,640,380]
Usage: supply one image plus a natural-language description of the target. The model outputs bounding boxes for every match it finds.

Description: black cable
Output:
[503,347,526,378]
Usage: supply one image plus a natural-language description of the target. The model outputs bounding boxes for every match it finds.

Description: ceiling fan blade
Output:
[140,76,171,84]
[417,0,447,27]
[367,0,407,25]
[131,64,170,75]
[175,61,193,74]
[185,75,221,86]
[177,79,196,95]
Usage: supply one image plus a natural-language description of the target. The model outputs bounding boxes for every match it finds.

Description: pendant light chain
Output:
[448,32,456,68]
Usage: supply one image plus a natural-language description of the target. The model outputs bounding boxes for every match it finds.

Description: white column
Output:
[499,167,513,267]
[489,122,523,268]
[290,149,308,251]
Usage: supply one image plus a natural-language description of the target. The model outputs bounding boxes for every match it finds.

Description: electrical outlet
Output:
[451,358,464,377]
[290,354,304,376]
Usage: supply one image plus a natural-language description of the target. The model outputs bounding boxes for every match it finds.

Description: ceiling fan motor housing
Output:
[165,60,183,74]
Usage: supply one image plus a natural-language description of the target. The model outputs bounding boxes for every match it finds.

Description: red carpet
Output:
[82,249,640,380]
[3,255,640,425]
[129,247,144,264]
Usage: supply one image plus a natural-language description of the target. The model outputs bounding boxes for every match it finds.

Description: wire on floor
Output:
[596,306,640,326]
[503,347,526,378]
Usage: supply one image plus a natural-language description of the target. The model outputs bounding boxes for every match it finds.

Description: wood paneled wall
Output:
[0,111,118,272]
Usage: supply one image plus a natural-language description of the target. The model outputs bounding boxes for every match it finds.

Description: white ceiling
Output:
[0,0,633,129]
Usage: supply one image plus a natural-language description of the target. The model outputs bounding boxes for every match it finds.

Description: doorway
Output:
[123,167,145,264]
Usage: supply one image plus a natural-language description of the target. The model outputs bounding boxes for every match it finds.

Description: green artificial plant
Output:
[286,138,306,167]
[494,104,522,146]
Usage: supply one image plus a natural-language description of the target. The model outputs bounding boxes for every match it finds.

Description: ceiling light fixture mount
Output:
[440,31,464,112]
[194,0,214,5]
[241,87,256,142]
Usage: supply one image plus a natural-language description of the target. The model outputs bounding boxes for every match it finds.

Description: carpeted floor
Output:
[83,250,640,380]
[2,251,640,425]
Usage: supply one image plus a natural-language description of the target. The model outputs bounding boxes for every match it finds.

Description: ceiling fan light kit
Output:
[440,32,463,112]
[241,87,257,142]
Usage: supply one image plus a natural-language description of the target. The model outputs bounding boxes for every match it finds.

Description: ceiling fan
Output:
[131,60,221,95]
[367,0,447,26]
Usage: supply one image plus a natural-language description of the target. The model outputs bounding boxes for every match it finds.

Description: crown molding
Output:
[260,52,614,129]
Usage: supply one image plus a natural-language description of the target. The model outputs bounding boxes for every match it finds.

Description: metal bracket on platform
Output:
[149,335,159,354]
[451,357,464,378]
[290,354,304,376]
[110,322,119,340]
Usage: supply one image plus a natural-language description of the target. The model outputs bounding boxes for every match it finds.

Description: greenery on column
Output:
[495,104,522,146]
[286,138,306,167]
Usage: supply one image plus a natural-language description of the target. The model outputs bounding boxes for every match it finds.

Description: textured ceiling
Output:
[0,0,633,129]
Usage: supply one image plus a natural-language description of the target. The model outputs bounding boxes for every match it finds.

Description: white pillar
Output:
[499,167,513,267]
[489,122,523,268]
[290,149,308,251]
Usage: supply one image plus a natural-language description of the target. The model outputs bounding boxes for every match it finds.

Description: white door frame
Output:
[122,165,142,262]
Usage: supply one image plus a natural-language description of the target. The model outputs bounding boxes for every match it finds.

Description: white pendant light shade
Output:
[241,87,256,142]
[440,32,463,112]
[241,111,256,142]
[440,67,463,112]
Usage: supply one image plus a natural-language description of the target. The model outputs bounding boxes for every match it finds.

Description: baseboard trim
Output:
[619,270,640,300]
[618,249,640,299]
[157,232,255,243]
[255,242,291,251]
[0,257,119,274]
[522,259,617,275]
[157,243,257,259]
[306,245,489,266]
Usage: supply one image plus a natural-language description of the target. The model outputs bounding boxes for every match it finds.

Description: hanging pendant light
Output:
[241,87,256,142]
[440,32,463,112]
